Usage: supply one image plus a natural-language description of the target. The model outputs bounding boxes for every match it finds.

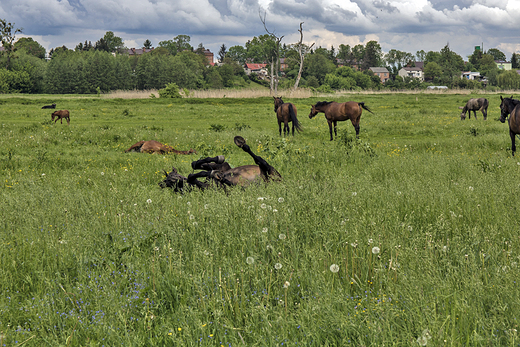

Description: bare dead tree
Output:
[294,22,314,90]
[259,11,284,96]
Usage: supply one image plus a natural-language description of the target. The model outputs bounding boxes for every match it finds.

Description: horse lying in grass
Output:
[459,98,488,120]
[159,136,281,192]
[42,103,56,109]
[51,110,70,125]
[125,140,196,155]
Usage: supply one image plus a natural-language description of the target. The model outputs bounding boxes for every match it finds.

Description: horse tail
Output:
[359,102,373,114]
[289,104,302,132]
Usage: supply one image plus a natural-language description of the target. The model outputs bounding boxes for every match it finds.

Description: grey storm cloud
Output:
[0,0,519,58]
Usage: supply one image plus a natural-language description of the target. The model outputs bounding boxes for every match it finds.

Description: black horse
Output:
[42,103,56,109]
[159,136,281,192]
[499,96,520,156]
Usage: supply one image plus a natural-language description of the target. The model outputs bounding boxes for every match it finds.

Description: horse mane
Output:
[315,101,333,107]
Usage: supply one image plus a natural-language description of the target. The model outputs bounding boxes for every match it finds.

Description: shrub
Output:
[158,83,182,98]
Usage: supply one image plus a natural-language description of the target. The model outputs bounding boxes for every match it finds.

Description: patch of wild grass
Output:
[1,93,519,346]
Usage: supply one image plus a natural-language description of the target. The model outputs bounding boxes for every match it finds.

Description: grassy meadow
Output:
[1,91,519,346]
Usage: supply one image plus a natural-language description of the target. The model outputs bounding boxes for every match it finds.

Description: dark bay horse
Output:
[459,98,488,120]
[499,96,520,156]
[125,140,196,155]
[308,101,373,140]
[51,110,70,125]
[273,97,302,136]
[159,136,281,192]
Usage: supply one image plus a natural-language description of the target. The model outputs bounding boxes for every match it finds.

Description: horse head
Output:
[273,96,283,112]
[500,95,514,123]
[308,104,319,119]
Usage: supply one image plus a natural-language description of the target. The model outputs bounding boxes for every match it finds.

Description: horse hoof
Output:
[216,155,225,164]
[210,170,222,180]
[234,136,246,148]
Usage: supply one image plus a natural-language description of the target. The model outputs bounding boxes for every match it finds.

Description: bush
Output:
[158,83,182,98]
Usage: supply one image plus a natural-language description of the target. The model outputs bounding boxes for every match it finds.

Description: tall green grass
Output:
[1,93,519,346]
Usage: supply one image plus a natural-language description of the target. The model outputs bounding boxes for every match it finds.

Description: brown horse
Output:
[159,136,281,192]
[308,101,372,140]
[51,110,70,125]
[499,96,520,156]
[125,140,196,155]
[273,97,302,136]
[459,98,488,120]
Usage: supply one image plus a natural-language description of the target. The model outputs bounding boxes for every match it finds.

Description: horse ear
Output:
[511,95,514,99]
[501,96,503,101]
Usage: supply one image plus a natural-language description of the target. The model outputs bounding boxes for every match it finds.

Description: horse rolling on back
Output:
[51,110,70,125]
[273,97,302,136]
[499,96,520,156]
[308,101,373,140]
[459,98,488,120]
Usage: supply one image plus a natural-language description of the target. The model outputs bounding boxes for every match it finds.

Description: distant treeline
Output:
[2,34,520,94]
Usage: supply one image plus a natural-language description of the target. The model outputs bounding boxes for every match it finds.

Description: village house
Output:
[461,71,482,80]
[370,67,390,83]
[127,47,154,55]
[243,63,269,79]
[398,66,424,81]
[495,60,512,70]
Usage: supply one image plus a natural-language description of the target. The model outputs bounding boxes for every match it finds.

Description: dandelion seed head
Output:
[246,257,254,265]
[262,227,268,233]
[330,264,340,273]
[372,246,380,254]
[283,281,290,288]
[352,192,357,196]
[101,172,104,175]
[275,263,282,270]
[260,203,267,209]
[278,197,284,203]
[146,199,152,204]
[279,234,286,240]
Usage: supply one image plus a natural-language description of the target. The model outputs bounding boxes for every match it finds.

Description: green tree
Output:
[423,62,442,81]
[143,39,152,49]
[497,70,520,89]
[14,37,45,59]
[227,45,247,64]
[337,44,353,65]
[361,40,382,70]
[158,35,192,55]
[0,19,23,69]
[416,50,426,62]
[205,67,223,88]
[512,53,519,69]
[479,54,500,85]
[95,31,124,52]
[218,44,227,63]
[486,48,506,61]
[304,53,336,84]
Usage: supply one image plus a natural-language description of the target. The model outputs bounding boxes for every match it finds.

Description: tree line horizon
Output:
[2,19,520,94]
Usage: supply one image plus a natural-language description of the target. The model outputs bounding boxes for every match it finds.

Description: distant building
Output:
[244,63,268,79]
[461,71,482,80]
[370,67,390,83]
[203,49,214,65]
[127,47,154,55]
[495,60,512,70]
[398,67,424,81]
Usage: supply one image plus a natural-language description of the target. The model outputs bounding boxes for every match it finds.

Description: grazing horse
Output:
[459,98,488,120]
[273,96,302,136]
[308,101,373,141]
[51,110,70,125]
[42,103,56,109]
[159,136,281,192]
[499,96,520,156]
[125,140,196,155]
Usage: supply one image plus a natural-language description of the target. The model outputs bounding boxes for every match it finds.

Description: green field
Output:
[1,92,519,346]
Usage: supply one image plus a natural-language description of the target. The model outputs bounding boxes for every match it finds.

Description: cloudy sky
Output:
[1,0,519,61]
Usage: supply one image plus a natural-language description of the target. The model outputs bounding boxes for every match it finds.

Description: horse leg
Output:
[278,119,282,136]
[473,110,477,120]
[191,156,225,171]
[328,121,333,141]
[284,121,290,137]
[236,140,281,181]
[334,121,338,139]
[511,130,516,156]
[187,171,211,190]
